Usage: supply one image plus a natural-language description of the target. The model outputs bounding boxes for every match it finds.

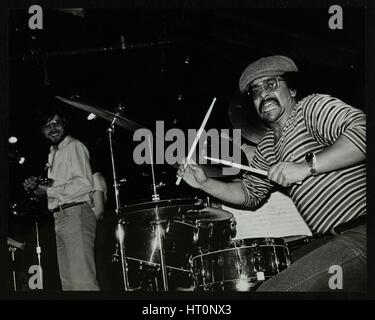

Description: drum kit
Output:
[50,93,297,292]
[9,92,294,292]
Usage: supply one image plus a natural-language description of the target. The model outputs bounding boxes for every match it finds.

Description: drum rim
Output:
[190,243,289,261]
[194,277,272,287]
[121,197,203,211]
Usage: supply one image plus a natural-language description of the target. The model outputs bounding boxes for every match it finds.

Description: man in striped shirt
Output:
[177,55,366,291]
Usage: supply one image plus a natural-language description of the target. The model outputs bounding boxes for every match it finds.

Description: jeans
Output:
[257,224,366,292]
[54,203,100,290]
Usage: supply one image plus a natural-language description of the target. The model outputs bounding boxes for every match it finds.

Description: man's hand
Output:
[268,162,310,187]
[23,176,38,191]
[33,184,47,197]
[176,160,208,189]
[23,176,47,197]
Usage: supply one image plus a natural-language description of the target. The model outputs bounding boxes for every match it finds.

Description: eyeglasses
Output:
[247,77,285,99]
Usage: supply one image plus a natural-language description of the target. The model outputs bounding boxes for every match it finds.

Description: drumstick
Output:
[176,97,217,185]
[204,156,268,176]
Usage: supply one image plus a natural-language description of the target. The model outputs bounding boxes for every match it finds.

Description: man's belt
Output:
[51,201,86,213]
[331,215,366,235]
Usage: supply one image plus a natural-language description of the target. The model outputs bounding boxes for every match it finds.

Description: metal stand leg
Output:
[116,222,130,290]
[34,218,43,289]
[152,221,168,291]
[107,123,131,291]
[9,247,17,292]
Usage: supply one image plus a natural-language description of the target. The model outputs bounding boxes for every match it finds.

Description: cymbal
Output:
[7,237,25,250]
[56,96,144,132]
[228,91,268,144]
[57,96,241,178]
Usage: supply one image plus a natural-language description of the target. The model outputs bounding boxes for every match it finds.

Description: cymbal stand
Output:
[9,246,17,291]
[107,116,130,291]
[147,135,168,291]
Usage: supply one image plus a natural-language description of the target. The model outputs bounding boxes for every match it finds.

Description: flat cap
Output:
[239,55,298,93]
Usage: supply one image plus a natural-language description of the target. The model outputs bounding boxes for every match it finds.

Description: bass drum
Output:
[191,237,291,291]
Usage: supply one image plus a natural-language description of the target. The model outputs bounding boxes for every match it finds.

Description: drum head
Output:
[119,198,205,222]
[180,207,234,222]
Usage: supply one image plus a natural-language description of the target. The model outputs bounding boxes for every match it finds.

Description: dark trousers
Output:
[257,224,366,292]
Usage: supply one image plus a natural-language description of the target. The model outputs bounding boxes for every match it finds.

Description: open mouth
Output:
[261,99,279,113]
[50,132,61,138]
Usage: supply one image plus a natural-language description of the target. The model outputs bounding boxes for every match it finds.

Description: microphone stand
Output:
[107,113,130,291]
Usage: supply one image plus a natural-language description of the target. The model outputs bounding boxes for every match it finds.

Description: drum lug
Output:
[193,227,200,243]
[208,223,214,238]
[165,220,170,233]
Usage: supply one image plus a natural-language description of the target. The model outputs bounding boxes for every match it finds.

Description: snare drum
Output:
[191,238,291,291]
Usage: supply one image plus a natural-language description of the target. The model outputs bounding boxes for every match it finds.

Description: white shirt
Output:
[92,172,107,203]
[46,135,94,210]
[91,172,108,219]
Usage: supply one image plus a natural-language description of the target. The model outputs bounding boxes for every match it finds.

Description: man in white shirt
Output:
[23,107,99,290]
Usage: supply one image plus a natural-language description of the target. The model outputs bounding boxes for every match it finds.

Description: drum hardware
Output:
[193,227,199,243]
[34,216,43,289]
[206,196,211,207]
[111,243,120,263]
[146,133,169,290]
[9,247,19,291]
[107,109,131,291]
[272,246,280,273]
[8,238,25,292]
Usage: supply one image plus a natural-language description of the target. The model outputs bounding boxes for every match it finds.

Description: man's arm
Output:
[177,163,246,205]
[268,95,366,187]
[268,135,365,187]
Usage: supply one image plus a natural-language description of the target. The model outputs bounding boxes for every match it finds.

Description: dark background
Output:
[6,8,365,291]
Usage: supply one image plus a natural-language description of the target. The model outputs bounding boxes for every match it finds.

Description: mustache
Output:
[260,97,279,111]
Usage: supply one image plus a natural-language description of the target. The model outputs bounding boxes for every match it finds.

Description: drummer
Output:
[177,55,366,292]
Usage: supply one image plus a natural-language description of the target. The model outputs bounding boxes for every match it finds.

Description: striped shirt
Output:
[241,94,366,234]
